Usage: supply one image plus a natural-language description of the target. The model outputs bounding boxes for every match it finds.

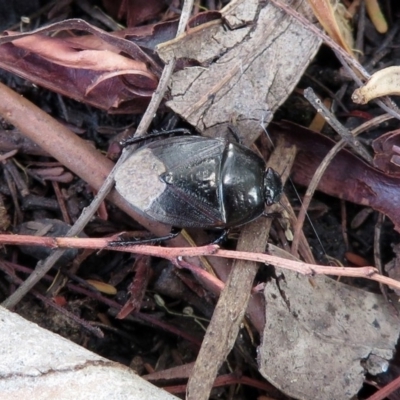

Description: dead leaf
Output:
[11,34,153,73]
[102,0,167,27]
[0,19,160,113]
[352,66,400,105]
[269,122,400,232]
[157,0,321,145]
[307,0,354,55]
[259,269,400,400]
[121,20,179,51]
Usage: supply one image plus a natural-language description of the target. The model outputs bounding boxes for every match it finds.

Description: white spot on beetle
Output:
[115,148,166,212]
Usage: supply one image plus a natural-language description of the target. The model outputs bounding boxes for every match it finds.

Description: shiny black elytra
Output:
[114,130,283,232]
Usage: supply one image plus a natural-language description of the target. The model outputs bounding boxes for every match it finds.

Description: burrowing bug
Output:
[114,129,282,233]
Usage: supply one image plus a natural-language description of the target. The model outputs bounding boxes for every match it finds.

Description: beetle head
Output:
[264,167,283,206]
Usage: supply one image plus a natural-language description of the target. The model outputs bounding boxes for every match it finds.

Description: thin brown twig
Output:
[0,261,104,338]
[292,87,372,255]
[51,181,71,224]
[292,89,392,257]
[340,200,349,249]
[374,213,388,300]
[366,373,400,400]
[0,234,399,290]
[355,0,365,55]
[351,113,393,136]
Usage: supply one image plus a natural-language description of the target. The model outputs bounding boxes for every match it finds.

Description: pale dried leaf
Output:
[11,34,152,73]
[259,270,400,400]
[352,66,400,104]
[220,0,259,28]
[157,0,321,145]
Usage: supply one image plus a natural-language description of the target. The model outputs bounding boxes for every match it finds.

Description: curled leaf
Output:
[352,66,400,104]
[0,19,160,113]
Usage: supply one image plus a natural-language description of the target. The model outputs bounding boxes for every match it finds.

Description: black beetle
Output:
[114,131,283,231]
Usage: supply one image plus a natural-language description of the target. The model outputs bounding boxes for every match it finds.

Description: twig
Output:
[355,0,365,55]
[0,234,399,290]
[374,213,388,300]
[173,258,224,294]
[304,87,372,162]
[351,113,393,136]
[0,262,104,338]
[292,88,391,257]
[0,233,219,257]
[366,373,400,400]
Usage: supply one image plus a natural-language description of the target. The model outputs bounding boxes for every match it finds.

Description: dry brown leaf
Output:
[269,122,400,232]
[307,0,354,55]
[0,19,160,113]
[372,128,400,176]
[102,0,167,27]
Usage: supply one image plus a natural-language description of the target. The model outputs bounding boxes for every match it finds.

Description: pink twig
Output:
[0,234,399,290]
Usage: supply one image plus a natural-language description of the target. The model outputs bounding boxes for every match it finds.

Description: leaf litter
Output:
[0,1,400,399]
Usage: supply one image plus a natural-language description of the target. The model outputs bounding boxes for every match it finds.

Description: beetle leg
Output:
[212,229,230,245]
[121,128,192,147]
[262,211,282,219]
[227,125,242,144]
[108,228,181,247]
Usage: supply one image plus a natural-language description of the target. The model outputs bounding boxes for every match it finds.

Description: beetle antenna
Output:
[121,128,192,147]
